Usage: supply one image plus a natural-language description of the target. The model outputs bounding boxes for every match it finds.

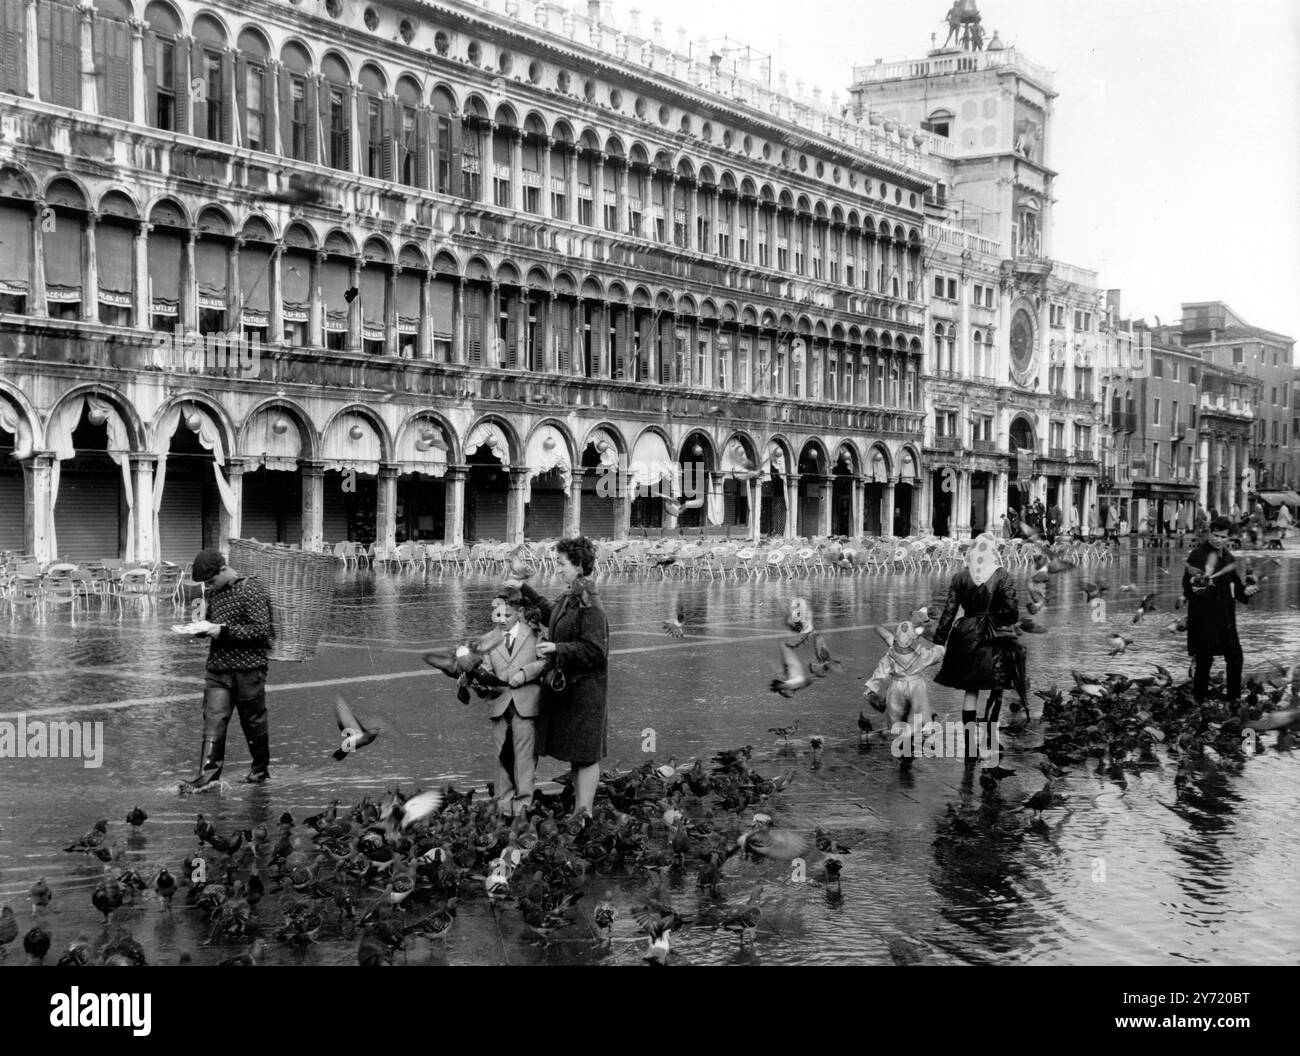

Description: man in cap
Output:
[180,549,274,791]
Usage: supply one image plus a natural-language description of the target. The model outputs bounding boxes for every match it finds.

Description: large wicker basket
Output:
[227,539,337,662]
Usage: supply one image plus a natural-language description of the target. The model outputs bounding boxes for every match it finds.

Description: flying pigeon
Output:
[332,696,380,761]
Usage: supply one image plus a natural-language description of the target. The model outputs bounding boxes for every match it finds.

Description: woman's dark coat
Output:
[933,566,1021,691]
[1183,542,1250,657]
[520,578,609,765]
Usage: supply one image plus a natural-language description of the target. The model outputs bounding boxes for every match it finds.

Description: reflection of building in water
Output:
[850,7,1107,536]
[0,0,944,560]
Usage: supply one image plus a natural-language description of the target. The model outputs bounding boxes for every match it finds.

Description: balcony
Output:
[925,221,1004,260]
[932,436,962,452]
[970,439,998,454]
[1073,446,1096,462]
[853,47,1054,90]
[1049,447,1069,461]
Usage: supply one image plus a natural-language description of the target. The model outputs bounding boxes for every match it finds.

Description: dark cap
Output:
[494,585,524,606]
[191,549,226,582]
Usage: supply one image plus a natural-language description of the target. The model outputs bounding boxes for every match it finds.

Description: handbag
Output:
[541,661,566,693]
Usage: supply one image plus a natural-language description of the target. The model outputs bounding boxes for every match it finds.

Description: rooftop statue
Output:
[941,0,986,51]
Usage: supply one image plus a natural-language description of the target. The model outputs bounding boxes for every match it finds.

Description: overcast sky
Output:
[609,0,1300,351]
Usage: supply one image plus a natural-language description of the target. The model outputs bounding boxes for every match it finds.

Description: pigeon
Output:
[768,722,799,747]
[0,906,16,958]
[1024,778,1054,819]
[332,696,381,761]
[1083,582,1109,602]
[735,823,811,862]
[785,597,814,645]
[809,634,842,677]
[422,628,507,679]
[262,171,328,206]
[125,806,148,832]
[1107,633,1133,657]
[1019,618,1047,634]
[1132,593,1157,624]
[64,819,109,855]
[662,600,686,638]
[770,644,813,698]
[29,878,51,911]
[593,892,618,945]
[385,788,445,831]
[857,711,875,745]
[23,926,51,964]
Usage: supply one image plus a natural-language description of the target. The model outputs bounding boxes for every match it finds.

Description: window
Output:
[947,278,957,300]
[1232,345,1244,364]
[1050,304,1065,327]
[524,184,541,214]
[1171,400,1180,432]
[984,286,993,308]
[1152,397,1161,426]
[1272,387,1278,406]
[328,89,348,170]
[366,99,383,178]
[436,116,453,193]
[577,195,593,227]
[973,283,984,306]
[1171,360,1179,381]
[934,274,944,298]
[716,343,728,391]
[154,38,176,130]
[289,77,308,160]
[935,410,958,438]
[399,107,417,186]
[1074,310,1092,331]
[1151,441,1160,475]
[244,65,265,151]
[203,51,223,141]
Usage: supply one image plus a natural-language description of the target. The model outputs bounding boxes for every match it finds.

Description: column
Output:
[851,478,865,540]
[818,475,833,538]
[133,222,150,329]
[598,300,611,377]
[376,465,398,550]
[510,128,524,212]
[81,211,99,322]
[417,271,432,359]
[614,158,628,234]
[953,469,972,538]
[300,461,324,551]
[268,244,284,345]
[488,282,502,366]
[28,200,46,316]
[23,0,38,101]
[665,176,676,246]
[748,477,761,542]
[78,1,96,113]
[347,258,362,351]
[348,85,361,175]
[615,482,632,541]
[541,136,553,219]
[785,475,799,537]
[478,122,492,205]
[129,18,146,123]
[1226,439,1238,513]
[452,278,465,363]
[267,60,283,156]
[180,230,197,331]
[883,480,896,537]
[443,465,467,546]
[385,266,399,354]
[573,297,586,377]
[518,290,531,370]
[218,460,244,552]
[130,455,156,560]
[710,186,721,256]
[567,143,580,221]
[564,468,582,538]
[985,471,999,531]
[24,453,56,562]
[226,237,242,331]
[308,251,324,347]
[685,181,697,251]
[540,291,555,373]
[505,468,528,544]
[593,153,606,230]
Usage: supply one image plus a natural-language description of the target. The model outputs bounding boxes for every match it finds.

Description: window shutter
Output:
[467,297,482,366]
[304,74,318,164]
[415,107,430,189]
[233,53,249,147]
[381,97,394,181]
[173,38,189,134]
[188,39,205,136]
[317,78,331,167]
[278,69,292,158]
[262,63,274,154]
[449,117,463,197]
[613,311,626,380]
[505,298,518,368]
[0,0,24,96]
[221,50,234,144]
[357,93,371,175]
[109,17,131,120]
[37,0,53,102]
[143,27,157,124]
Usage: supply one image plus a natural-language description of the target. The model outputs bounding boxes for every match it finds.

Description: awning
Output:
[48,394,137,561]
[321,412,381,475]
[243,407,304,471]
[898,449,920,482]
[628,431,675,489]
[721,438,759,478]
[395,420,449,477]
[867,447,889,483]
[152,402,235,561]
[465,421,510,465]
[1260,491,1300,507]
[524,424,571,496]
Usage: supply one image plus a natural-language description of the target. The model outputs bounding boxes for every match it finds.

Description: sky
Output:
[598,0,1300,351]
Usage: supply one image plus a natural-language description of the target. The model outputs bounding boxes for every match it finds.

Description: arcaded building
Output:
[0,0,937,563]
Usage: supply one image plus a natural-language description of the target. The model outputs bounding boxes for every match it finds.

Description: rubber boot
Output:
[243,727,271,783]
[962,709,979,766]
[182,737,224,792]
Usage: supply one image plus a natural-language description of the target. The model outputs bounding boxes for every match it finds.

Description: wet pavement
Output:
[1,545,1298,965]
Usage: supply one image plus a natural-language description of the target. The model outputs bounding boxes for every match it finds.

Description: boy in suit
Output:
[484,586,548,816]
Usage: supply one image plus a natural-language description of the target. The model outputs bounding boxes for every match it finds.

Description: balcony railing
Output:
[932,436,962,452]
[853,47,1054,90]
[924,221,1004,260]
[1073,446,1096,461]
[971,439,998,454]
[1049,447,1069,460]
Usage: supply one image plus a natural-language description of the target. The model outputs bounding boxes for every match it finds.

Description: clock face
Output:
[1010,309,1035,377]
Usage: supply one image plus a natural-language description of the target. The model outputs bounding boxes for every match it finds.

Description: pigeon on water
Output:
[1108,633,1133,657]
[770,644,813,698]
[1132,593,1158,624]
[662,600,686,638]
[1083,582,1109,602]
[332,696,381,761]
[809,633,842,677]
[785,597,814,645]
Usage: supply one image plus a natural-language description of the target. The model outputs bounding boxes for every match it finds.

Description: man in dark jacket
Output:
[180,549,274,791]
[1183,518,1257,703]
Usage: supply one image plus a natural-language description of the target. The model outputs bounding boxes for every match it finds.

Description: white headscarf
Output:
[966,533,1003,587]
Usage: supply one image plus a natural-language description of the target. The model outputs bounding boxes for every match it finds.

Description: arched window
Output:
[430,87,459,196]
[279,42,314,162]
[192,14,230,144]
[396,77,424,188]
[236,29,273,153]
[321,53,351,172]
[144,1,184,133]
[922,108,953,138]
[358,65,387,179]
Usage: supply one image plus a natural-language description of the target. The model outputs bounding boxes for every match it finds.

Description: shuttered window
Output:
[44,213,82,303]
[148,227,182,317]
[97,221,133,313]
[0,0,25,96]
[38,0,80,108]
[0,203,31,294]
[92,13,132,120]
[552,300,572,373]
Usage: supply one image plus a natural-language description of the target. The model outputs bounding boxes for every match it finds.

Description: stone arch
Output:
[320,403,394,462]
[42,174,91,210]
[152,390,238,457]
[464,413,522,465]
[393,408,461,464]
[865,441,892,482]
[797,437,830,476]
[196,204,235,235]
[238,396,319,462]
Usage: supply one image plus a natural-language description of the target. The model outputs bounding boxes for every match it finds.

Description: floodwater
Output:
[1,547,1297,965]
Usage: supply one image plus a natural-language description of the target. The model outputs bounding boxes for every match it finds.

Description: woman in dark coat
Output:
[932,533,1024,757]
[1183,517,1256,702]
[518,536,609,818]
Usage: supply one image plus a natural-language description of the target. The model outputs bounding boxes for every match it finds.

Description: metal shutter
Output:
[158,478,203,564]
[322,477,349,542]
[54,472,122,563]
[579,489,615,540]
[468,490,507,542]
[523,489,564,540]
[0,471,24,551]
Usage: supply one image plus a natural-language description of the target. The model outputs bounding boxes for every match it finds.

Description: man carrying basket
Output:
[180,549,275,791]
